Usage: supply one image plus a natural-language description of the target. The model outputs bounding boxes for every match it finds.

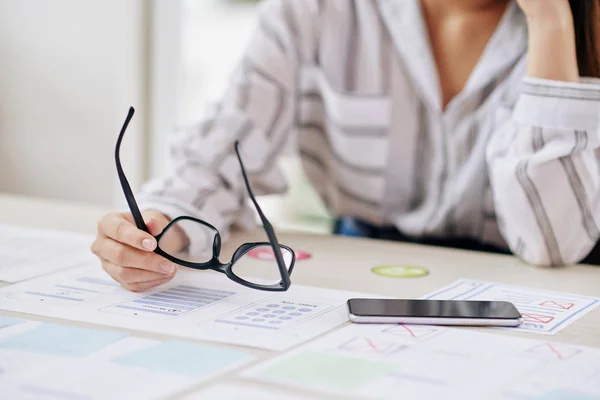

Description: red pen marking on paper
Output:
[365,338,379,352]
[399,324,416,338]
[522,313,554,324]
[546,344,563,359]
[539,300,574,310]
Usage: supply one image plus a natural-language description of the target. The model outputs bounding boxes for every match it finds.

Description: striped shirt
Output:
[138,0,600,266]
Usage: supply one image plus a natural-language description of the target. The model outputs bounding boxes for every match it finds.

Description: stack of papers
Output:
[1,221,599,400]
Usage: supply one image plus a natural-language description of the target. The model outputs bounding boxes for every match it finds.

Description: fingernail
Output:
[142,239,154,250]
[161,262,175,273]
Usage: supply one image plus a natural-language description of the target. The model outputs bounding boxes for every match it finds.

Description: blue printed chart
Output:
[0,316,26,330]
[423,279,600,335]
[102,286,236,319]
[0,323,126,357]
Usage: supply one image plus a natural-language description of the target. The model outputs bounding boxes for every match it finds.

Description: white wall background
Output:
[0,0,150,206]
[179,0,257,127]
[0,0,330,231]
[177,0,330,231]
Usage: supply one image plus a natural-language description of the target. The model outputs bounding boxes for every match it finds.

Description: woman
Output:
[91,0,600,292]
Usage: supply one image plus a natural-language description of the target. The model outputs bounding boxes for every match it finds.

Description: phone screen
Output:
[347,299,521,320]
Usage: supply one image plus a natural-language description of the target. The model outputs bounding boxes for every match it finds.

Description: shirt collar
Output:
[377,0,527,113]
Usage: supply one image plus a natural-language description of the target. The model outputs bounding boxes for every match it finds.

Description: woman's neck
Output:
[419,0,511,109]
[421,0,510,17]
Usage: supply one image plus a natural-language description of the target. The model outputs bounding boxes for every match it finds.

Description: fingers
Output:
[102,261,176,285]
[95,238,177,274]
[92,211,178,292]
[101,261,176,292]
[125,277,174,292]
[98,213,157,252]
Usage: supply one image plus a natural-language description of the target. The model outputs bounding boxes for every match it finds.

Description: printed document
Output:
[423,279,600,334]
[243,322,600,400]
[0,265,375,351]
[0,317,252,400]
[0,223,95,282]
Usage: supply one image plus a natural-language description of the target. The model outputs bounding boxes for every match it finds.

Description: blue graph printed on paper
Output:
[114,286,236,317]
[0,324,126,357]
[112,340,251,376]
[0,316,26,329]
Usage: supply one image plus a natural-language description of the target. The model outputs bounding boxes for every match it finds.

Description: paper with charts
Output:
[243,323,600,400]
[0,316,252,400]
[423,279,599,335]
[0,223,95,282]
[0,265,373,351]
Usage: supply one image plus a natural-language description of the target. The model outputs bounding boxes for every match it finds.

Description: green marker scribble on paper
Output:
[257,351,393,390]
[372,265,429,278]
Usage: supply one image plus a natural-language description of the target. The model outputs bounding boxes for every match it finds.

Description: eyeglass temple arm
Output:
[233,142,275,232]
[115,107,150,233]
[234,141,291,283]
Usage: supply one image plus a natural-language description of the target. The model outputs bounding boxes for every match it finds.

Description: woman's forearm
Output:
[522,0,579,82]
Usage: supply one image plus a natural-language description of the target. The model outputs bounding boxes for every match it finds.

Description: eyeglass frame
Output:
[115,107,295,292]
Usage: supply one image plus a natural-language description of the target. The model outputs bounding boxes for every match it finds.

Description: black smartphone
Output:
[347,298,522,326]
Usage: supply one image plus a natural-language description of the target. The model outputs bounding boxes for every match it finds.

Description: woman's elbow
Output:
[514,239,597,268]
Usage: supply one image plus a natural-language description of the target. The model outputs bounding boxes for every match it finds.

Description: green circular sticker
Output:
[371,265,429,278]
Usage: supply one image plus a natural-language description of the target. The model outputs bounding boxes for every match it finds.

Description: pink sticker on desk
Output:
[247,247,311,261]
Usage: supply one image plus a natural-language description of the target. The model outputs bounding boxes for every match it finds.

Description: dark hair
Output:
[570,0,600,77]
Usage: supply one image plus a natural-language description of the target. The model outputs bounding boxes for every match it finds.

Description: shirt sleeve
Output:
[487,76,600,267]
[136,0,316,257]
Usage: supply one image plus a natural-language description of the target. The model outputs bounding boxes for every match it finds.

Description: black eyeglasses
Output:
[116,107,295,291]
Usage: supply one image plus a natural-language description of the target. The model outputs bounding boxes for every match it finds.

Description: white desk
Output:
[1,193,599,398]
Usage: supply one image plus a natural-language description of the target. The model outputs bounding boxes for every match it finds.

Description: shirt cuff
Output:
[513,77,600,132]
[135,197,215,261]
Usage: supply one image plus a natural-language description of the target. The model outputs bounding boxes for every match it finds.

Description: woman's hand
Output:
[91,210,181,292]
[516,0,579,82]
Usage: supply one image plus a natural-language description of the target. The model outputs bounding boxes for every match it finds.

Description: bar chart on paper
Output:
[423,279,600,334]
[102,286,236,318]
